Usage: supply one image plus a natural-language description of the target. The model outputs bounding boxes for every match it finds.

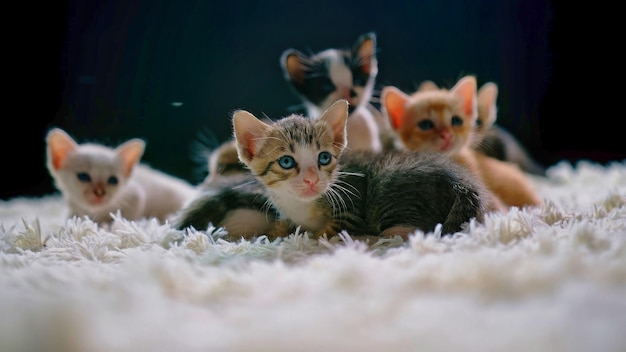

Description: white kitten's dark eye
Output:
[108,176,119,185]
[451,116,463,126]
[475,118,483,128]
[318,151,332,166]
[76,172,91,182]
[278,155,296,169]
[418,120,434,131]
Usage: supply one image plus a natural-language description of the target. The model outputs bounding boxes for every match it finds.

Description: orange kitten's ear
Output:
[280,49,307,85]
[116,139,145,177]
[381,86,410,130]
[477,82,499,129]
[353,32,377,75]
[418,80,439,91]
[320,99,349,149]
[232,110,270,164]
[46,128,78,170]
[450,76,478,119]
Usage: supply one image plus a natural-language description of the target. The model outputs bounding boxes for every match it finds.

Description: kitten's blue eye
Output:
[76,172,91,182]
[278,155,296,169]
[318,151,332,166]
[475,118,483,128]
[108,176,119,185]
[451,116,463,126]
[418,120,434,130]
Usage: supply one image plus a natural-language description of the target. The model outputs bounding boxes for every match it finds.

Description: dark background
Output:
[3,1,623,200]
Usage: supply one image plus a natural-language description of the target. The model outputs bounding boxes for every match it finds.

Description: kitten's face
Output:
[233,100,348,203]
[280,32,377,118]
[382,76,478,155]
[46,128,144,210]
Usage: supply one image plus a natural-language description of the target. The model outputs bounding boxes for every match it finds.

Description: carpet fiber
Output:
[1,160,625,352]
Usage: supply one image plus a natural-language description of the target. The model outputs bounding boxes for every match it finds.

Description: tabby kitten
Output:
[231,99,493,239]
[381,76,542,209]
[280,32,393,152]
[46,128,197,225]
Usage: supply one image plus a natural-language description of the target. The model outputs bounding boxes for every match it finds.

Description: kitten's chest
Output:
[273,196,327,232]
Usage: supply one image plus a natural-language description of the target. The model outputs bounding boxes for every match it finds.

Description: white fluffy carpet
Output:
[1,160,626,352]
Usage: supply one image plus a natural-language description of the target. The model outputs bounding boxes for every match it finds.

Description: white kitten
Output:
[46,128,197,225]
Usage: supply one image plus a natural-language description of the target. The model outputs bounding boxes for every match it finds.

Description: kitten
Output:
[196,139,249,190]
[280,32,393,153]
[46,128,197,225]
[174,173,279,240]
[230,99,494,239]
[381,76,542,209]
[420,80,546,175]
[474,82,546,176]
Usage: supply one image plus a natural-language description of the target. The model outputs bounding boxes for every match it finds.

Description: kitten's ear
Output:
[381,86,410,130]
[116,139,145,177]
[232,110,270,164]
[320,99,349,148]
[477,82,499,128]
[418,80,439,91]
[280,49,307,85]
[352,32,377,75]
[46,128,79,170]
[450,75,478,118]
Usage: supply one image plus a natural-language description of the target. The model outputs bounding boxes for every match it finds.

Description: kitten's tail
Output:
[441,181,485,235]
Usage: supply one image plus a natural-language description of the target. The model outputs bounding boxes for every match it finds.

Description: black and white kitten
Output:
[280,32,393,152]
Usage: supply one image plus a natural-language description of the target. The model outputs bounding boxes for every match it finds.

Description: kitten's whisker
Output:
[232,179,258,190]
[252,136,282,144]
[336,171,365,177]
[330,182,360,202]
[324,187,347,221]
[333,178,360,193]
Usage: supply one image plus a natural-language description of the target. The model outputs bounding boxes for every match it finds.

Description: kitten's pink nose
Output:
[439,128,451,141]
[93,186,105,197]
[303,168,319,186]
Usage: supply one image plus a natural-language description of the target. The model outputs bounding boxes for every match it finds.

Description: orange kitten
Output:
[381,76,541,209]
[419,80,546,176]
[46,128,197,225]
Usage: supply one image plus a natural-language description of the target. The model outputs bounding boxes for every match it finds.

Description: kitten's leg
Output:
[366,103,396,151]
[265,219,297,240]
[346,106,382,152]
